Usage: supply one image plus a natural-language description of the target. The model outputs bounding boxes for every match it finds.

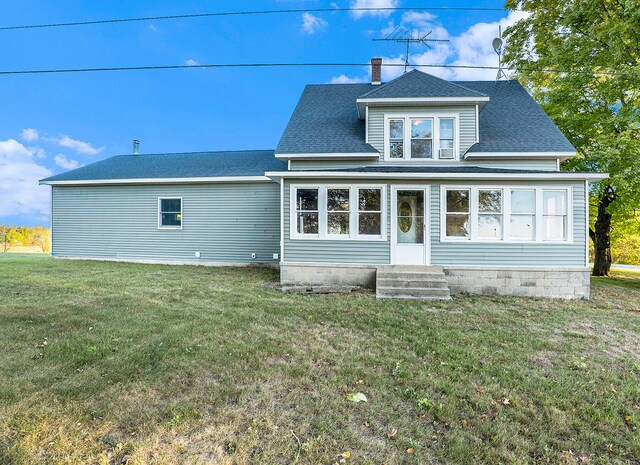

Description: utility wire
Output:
[0,6,508,31]
[0,62,637,77]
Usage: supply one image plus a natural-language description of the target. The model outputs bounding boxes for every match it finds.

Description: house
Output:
[40,59,606,299]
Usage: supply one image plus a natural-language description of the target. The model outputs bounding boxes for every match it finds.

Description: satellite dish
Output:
[492,37,503,55]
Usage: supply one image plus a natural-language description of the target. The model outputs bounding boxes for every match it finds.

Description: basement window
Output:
[158,198,183,229]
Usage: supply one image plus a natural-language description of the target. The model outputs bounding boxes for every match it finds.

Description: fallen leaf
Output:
[341,451,351,458]
[502,398,510,406]
[406,447,414,454]
[346,392,367,403]
[386,428,397,438]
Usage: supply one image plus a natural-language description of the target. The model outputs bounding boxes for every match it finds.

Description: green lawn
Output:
[1,255,639,464]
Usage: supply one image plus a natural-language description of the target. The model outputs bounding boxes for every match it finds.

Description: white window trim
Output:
[290,184,387,241]
[383,112,459,162]
[439,185,573,244]
[158,197,183,230]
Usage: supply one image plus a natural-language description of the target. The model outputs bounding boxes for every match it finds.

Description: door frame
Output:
[390,185,431,265]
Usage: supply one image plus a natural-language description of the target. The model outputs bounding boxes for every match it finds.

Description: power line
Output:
[0,6,508,31]
[0,62,637,77]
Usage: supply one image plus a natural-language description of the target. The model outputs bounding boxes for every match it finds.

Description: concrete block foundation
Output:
[280,263,591,299]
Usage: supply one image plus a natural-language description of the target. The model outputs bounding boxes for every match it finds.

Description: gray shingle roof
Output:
[276,71,575,155]
[40,150,286,183]
[456,80,575,153]
[359,69,487,99]
[275,83,379,155]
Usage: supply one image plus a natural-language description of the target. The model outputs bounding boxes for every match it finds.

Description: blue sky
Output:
[0,0,523,226]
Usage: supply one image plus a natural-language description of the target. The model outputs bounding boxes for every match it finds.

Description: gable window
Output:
[291,185,385,240]
[441,186,572,243]
[327,188,350,236]
[439,118,455,159]
[296,188,319,235]
[358,188,382,236]
[158,198,182,229]
[410,118,433,159]
[445,189,470,238]
[510,189,535,240]
[542,190,567,241]
[385,115,457,161]
[478,189,503,239]
[389,120,404,159]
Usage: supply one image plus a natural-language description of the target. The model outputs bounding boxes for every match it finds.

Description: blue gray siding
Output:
[51,182,280,263]
[282,178,586,268]
[288,159,559,171]
[429,180,586,266]
[282,180,391,264]
[368,106,477,157]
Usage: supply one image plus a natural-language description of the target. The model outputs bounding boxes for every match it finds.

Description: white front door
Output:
[392,187,428,265]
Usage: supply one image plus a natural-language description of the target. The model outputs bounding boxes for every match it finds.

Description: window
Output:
[291,185,385,240]
[159,198,182,229]
[410,118,433,159]
[441,186,572,243]
[389,119,404,159]
[358,188,382,236]
[542,190,567,240]
[386,115,456,160]
[510,189,535,240]
[445,189,470,238]
[478,189,503,239]
[327,188,350,236]
[296,188,319,235]
[439,118,455,159]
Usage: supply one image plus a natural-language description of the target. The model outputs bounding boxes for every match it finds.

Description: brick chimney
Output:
[371,58,382,85]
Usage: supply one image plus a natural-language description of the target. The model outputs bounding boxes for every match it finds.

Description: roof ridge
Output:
[357,69,488,99]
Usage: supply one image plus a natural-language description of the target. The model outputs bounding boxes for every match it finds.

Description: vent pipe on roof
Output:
[133,139,140,155]
[371,58,382,85]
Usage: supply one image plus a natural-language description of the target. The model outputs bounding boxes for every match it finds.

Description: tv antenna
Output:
[493,26,508,81]
[374,25,449,73]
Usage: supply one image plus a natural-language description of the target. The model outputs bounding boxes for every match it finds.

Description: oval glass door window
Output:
[398,202,413,233]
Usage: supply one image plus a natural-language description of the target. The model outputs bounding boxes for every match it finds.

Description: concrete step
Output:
[376,293,452,300]
[376,286,451,298]
[375,264,451,300]
[377,271,445,280]
[377,265,444,273]
[377,277,448,287]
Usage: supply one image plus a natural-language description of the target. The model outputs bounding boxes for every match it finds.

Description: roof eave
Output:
[464,151,577,161]
[39,175,273,186]
[274,152,380,160]
[265,170,608,181]
[356,96,491,119]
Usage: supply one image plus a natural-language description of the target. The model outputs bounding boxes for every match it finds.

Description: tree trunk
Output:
[591,187,616,277]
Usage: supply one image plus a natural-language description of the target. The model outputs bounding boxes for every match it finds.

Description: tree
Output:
[503,0,640,276]
[0,226,9,253]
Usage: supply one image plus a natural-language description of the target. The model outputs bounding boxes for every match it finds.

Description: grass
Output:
[0,255,639,464]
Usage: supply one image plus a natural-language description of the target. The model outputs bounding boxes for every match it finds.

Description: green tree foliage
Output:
[503,0,640,276]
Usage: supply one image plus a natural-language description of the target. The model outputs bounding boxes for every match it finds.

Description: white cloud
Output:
[57,135,104,156]
[336,10,529,83]
[54,154,80,170]
[21,128,39,142]
[0,139,52,219]
[351,0,399,19]
[301,13,328,34]
[329,74,367,84]
[401,11,437,25]
[449,10,529,80]
[184,58,200,66]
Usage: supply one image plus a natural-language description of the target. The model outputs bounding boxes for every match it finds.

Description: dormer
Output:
[357,68,489,162]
